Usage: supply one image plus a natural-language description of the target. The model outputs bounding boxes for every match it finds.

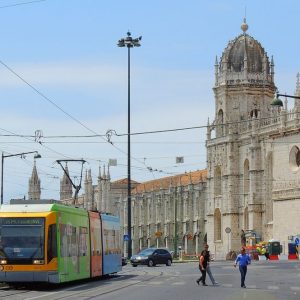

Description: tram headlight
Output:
[33,260,44,265]
[0,259,7,264]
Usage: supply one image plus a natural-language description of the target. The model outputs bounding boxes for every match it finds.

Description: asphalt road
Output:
[0,260,299,300]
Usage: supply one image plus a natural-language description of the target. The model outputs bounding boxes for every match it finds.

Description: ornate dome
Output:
[219,20,270,74]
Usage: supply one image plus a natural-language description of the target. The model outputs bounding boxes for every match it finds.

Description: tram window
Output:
[47,224,57,263]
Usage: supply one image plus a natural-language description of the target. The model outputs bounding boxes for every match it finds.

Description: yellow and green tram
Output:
[0,202,121,284]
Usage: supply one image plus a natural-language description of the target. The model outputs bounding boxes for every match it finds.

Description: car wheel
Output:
[132,264,137,267]
[148,259,154,267]
[166,259,172,266]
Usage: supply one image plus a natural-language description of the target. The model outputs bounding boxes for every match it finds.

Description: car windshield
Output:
[0,217,45,260]
[138,248,155,256]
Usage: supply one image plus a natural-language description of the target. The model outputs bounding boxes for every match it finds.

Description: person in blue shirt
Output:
[234,247,251,288]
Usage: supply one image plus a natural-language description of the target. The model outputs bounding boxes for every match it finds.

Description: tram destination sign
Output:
[0,218,44,226]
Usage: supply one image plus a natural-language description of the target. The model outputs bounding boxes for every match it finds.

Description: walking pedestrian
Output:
[196,249,209,286]
[203,244,219,285]
[234,247,251,288]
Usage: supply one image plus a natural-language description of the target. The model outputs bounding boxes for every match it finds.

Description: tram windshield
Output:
[0,217,45,260]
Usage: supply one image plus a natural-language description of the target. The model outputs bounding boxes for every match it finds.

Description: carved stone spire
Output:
[60,163,72,200]
[294,73,300,111]
[28,160,41,200]
[295,72,300,97]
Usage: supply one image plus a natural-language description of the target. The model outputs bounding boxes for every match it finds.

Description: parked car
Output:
[130,248,172,267]
[122,257,127,266]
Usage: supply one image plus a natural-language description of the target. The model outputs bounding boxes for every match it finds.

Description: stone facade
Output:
[56,167,207,256]
[206,20,300,258]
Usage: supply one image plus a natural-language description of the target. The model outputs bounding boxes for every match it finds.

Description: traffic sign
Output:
[225,227,231,234]
[123,234,129,241]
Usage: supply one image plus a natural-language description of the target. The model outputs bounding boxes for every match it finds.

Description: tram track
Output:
[0,270,164,300]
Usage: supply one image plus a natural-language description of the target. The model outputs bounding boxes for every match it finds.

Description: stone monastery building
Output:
[29,20,300,259]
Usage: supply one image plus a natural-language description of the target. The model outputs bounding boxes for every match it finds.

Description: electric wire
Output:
[0,60,161,178]
[0,0,46,9]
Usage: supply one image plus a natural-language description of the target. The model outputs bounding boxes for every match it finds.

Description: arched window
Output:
[214,166,222,196]
[289,146,300,172]
[244,207,249,230]
[250,109,259,118]
[214,208,222,241]
[216,109,224,137]
[243,159,250,194]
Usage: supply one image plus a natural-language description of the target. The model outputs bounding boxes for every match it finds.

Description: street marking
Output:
[268,286,279,290]
[172,282,185,285]
[222,284,233,287]
[291,286,300,291]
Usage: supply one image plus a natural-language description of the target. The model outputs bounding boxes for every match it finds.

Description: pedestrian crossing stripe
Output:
[136,281,300,291]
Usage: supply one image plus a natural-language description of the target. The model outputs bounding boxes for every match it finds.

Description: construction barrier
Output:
[269,254,279,260]
[264,254,298,260]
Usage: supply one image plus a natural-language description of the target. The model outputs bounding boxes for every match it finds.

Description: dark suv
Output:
[130,248,172,267]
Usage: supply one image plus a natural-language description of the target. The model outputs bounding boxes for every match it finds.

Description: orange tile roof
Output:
[112,178,140,185]
[133,169,207,194]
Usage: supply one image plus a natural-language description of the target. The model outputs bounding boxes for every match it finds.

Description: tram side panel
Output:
[55,205,91,283]
[88,211,103,277]
[101,213,122,275]
[0,204,121,284]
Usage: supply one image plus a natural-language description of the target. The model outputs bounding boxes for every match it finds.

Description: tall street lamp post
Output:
[117,32,142,259]
[1,151,41,205]
[174,187,178,258]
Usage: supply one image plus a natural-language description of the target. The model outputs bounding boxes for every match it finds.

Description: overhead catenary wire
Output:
[1,60,299,184]
[0,59,160,177]
[1,109,299,139]
[0,0,46,9]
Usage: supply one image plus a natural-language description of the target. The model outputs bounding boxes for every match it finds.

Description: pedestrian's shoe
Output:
[202,283,208,286]
[196,279,200,285]
[213,282,219,285]
[242,285,246,288]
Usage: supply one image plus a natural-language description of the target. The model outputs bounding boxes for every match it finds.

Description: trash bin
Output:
[269,240,282,255]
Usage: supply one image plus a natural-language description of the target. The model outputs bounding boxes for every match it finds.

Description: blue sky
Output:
[0,0,299,202]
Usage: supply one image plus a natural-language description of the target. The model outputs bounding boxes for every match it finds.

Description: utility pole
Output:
[174,187,178,257]
[56,159,86,204]
[117,32,141,259]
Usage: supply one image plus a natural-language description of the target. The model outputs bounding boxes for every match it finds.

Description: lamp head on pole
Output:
[271,92,284,107]
[34,153,42,159]
[117,32,142,48]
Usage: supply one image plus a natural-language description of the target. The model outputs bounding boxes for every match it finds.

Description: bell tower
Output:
[206,19,277,258]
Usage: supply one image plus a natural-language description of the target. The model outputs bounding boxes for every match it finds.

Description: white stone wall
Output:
[272,135,300,254]
[273,198,300,255]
